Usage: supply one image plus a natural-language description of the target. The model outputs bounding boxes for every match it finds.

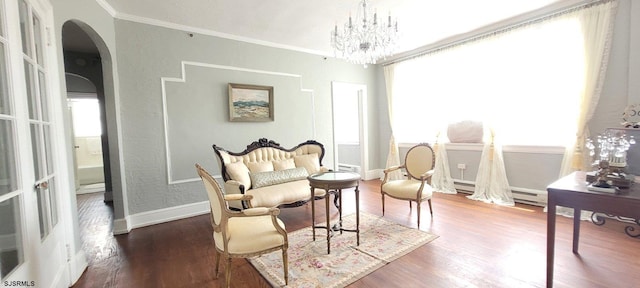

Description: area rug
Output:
[248,212,438,287]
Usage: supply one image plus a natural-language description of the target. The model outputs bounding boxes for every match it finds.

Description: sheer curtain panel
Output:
[383,65,403,181]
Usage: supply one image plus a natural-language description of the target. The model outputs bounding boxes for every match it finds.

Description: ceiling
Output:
[65,0,577,59]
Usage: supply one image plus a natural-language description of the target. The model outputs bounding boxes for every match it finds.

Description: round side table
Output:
[307,171,360,254]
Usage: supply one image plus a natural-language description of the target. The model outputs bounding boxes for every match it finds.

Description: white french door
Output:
[0,0,70,286]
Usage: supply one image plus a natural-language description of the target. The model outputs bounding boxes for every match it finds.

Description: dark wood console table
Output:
[546,171,640,287]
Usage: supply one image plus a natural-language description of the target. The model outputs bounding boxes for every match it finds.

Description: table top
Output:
[547,171,640,201]
[308,171,360,183]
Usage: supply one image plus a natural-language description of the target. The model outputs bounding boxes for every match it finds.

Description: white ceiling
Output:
[71,0,578,58]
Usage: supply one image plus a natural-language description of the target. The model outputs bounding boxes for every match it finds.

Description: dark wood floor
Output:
[73,180,640,288]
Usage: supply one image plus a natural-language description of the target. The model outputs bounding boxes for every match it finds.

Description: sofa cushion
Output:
[247,179,325,208]
[226,161,251,188]
[273,158,295,171]
[250,167,309,189]
[247,161,274,173]
[294,153,321,174]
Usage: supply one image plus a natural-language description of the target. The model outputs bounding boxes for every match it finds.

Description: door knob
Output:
[35,181,48,190]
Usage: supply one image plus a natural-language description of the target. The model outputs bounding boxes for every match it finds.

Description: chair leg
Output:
[428,199,433,215]
[381,194,385,216]
[416,201,421,228]
[214,250,221,278]
[225,257,232,288]
[282,248,289,285]
[409,201,412,210]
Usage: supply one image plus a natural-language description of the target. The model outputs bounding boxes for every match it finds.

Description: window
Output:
[69,98,101,137]
[391,12,585,146]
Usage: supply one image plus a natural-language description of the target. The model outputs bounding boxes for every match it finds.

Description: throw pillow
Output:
[225,161,251,188]
[246,161,274,173]
[273,158,295,171]
[294,153,321,174]
[250,167,309,189]
[447,120,483,143]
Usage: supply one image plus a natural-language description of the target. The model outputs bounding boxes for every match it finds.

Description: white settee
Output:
[213,138,328,210]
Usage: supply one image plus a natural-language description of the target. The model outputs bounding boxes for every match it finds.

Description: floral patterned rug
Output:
[248,212,438,287]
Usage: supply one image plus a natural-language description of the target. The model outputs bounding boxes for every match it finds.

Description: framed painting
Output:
[228,83,274,122]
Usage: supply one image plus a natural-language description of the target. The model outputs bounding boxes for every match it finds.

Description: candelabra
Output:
[585,130,635,190]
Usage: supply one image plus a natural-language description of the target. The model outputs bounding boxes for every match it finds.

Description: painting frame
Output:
[228,83,274,122]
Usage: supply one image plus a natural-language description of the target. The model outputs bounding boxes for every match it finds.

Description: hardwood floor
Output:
[73,180,640,288]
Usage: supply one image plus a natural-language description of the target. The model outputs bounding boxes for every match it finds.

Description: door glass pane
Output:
[18,0,30,57]
[43,124,53,174]
[30,124,42,180]
[0,120,17,196]
[0,197,25,279]
[38,70,47,121]
[0,43,10,115]
[32,15,43,66]
[0,2,4,38]
[36,185,48,239]
[23,60,35,119]
[48,177,57,226]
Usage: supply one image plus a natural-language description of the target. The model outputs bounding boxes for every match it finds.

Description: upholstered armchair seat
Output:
[220,215,286,254]
[382,180,433,200]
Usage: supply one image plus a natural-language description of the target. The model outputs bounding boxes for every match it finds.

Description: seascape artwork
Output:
[232,88,269,118]
[229,84,273,122]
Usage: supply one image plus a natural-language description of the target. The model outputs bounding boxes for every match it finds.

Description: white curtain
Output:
[467,128,515,206]
[432,133,457,194]
[554,1,618,219]
[560,1,618,176]
[383,65,403,180]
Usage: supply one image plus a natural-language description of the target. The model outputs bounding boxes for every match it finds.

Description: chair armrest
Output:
[223,194,253,201]
[420,170,434,180]
[241,207,280,216]
[383,165,404,174]
[382,165,406,184]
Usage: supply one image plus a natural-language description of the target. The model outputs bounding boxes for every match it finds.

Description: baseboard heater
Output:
[453,180,547,207]
[337,164,361,173]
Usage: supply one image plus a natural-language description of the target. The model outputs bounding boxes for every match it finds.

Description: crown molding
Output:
[108,10,332,57]
[94,0,117,17]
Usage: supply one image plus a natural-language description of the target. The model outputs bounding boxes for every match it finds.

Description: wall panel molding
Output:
[161,61,314,184]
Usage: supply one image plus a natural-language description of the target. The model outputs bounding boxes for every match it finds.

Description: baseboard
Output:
[365,169,383,181]
[127,201,210,230]
[454,180,547,206]
[113,217,131,235]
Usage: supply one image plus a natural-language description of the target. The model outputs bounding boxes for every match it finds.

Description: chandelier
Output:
[330,0,399,67]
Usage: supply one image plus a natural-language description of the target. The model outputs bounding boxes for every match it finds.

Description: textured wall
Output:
[113,20,381,214]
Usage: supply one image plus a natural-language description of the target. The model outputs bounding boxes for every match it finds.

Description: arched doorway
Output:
[60,20,127,236]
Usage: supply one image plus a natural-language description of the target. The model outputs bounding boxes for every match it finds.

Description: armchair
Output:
[196,164,288,287]
[381,143,435,228]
